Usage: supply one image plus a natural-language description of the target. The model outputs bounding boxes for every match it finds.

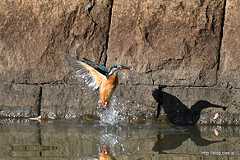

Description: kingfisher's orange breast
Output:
[99,75,118,104]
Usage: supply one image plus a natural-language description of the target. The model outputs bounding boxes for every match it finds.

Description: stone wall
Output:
[0,0,240,124]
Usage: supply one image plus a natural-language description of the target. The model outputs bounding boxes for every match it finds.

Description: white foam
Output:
[97,96,125,125]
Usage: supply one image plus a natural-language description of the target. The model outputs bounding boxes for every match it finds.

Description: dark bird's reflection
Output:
[152,125,226,154]
[152,86,227,126]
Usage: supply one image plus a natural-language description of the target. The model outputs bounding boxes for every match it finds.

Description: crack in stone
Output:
[84,0,96,15]
[86,21,97,41]
[15,80,66,86]
[37,87,42,117]
[215,0,227,89]
[101,0,114,65]
[217,0,227,72]
[39,33,56,66]
[63,6,79,40]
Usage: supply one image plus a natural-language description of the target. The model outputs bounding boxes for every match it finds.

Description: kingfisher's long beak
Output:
[120,65,131,70]
[210,103,227,111]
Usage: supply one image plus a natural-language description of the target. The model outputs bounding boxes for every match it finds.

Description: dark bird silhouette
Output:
[152,86,227,126]
[152,125,226,154]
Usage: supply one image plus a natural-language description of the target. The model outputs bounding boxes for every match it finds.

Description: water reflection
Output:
[99,144,116,160]
[0,119,239,159]
[99,126,124,159]
[152,126,225,154]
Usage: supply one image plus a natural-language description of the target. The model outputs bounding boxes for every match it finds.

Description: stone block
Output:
[107,0,225,86]
[41,84,98,119]
[219,0,240,88]
[0,83,40,117]
[0,0,112,83]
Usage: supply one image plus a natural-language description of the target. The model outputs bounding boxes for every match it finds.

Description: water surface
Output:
[0,119,240,160]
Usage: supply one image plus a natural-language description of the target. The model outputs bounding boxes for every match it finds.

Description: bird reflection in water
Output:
[98,127,122,160]
[99,144,116,160]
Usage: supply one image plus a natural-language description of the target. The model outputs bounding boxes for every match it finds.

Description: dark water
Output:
[0,119,240,160]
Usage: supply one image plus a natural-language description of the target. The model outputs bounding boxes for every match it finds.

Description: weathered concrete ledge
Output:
[0,83,40,118]
[1,82,240,125]
[41,84,98,119]
[1,0,240,125]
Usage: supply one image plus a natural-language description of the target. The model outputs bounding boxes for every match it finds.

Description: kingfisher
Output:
[66,56,130,108]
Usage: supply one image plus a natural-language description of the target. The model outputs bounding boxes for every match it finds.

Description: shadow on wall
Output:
[152,86,227,126]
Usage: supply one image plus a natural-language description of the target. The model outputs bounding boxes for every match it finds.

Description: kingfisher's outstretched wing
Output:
[65,56,108,90]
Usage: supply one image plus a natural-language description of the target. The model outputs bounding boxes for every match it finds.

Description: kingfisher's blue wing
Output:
[82,58,109,76]
[65,56,108,90]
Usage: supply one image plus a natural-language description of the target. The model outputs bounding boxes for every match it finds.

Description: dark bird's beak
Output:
[210,103,227,111]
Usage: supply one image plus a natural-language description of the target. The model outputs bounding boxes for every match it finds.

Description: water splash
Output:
[100,133,120,149]
[97,96,126,125]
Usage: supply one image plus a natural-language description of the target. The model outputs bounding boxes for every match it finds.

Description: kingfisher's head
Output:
[108,64,130,76]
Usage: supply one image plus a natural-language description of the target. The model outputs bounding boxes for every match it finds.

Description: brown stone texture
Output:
[0,83,40,117]
[219,0,240,88]
[115,85,156,118]
[0,0,112,84]
[40,84,156,120]
[41,84,98,119]
[40,83,240,125]
[107,0,225,86]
